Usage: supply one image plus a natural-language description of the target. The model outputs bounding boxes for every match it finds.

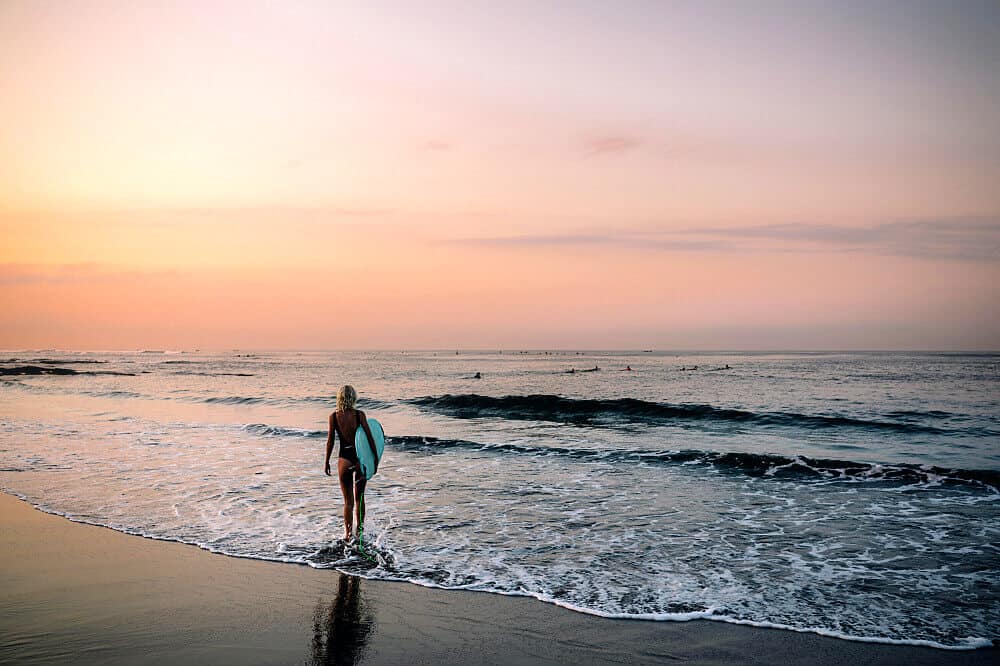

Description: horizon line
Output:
[3,348,998,355]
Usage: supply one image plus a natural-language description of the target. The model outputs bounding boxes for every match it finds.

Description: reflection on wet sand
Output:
[311,573,375,666]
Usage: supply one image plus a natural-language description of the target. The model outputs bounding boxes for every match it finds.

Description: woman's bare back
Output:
[333,408,363,465]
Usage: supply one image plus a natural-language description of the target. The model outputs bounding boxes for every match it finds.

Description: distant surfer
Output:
[625,365,632,371]
[567,368,576,374]
[324,385,378,541]
[473,371,481,379]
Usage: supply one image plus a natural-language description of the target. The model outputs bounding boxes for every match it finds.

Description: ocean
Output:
[1,350,997,649]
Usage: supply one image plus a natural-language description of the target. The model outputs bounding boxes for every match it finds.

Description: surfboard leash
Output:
[357,490,378,564]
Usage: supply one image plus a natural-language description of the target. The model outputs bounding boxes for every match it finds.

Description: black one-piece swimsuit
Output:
[333,412,360,467]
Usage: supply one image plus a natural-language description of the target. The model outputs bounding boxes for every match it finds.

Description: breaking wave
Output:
[408,394,986,435]
[239,424,1000,491]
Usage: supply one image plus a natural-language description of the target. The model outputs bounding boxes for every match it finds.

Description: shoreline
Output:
[1,491,995,664]
[4,489,991,652]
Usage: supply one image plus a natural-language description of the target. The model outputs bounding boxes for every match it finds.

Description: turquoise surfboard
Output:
[355,417,385,480]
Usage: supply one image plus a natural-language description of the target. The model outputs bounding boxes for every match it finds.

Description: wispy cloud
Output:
[449,218,1000,262]
[0,264,178,286]
[83,205,397,226]
[448,233,730,253]
[451,233,616,247]
[167,205,394,217]
[581,134,642,157]
[682,219,1000,262]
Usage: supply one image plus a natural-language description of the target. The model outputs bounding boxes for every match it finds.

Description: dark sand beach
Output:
[1,493,995,665]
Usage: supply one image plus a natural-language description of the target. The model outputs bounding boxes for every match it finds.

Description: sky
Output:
[1,0,998,350]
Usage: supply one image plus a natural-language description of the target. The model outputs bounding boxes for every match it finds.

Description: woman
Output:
[324,385,377,541]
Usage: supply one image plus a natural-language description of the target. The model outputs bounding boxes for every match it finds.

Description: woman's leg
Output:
[337,458,356,539]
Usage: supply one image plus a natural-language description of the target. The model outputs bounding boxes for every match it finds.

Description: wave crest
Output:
[388,435,999,490]
[407,394,967,434]
[237,422,999,491]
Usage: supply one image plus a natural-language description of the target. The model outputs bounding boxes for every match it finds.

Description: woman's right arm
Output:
[324,413,335,475]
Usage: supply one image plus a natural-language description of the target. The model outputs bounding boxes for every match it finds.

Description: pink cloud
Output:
[582,135,641,157]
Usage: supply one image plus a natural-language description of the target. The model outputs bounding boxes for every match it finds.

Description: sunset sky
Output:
[2,1,998,350]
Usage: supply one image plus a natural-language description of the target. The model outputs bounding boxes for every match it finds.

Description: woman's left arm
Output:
[358,411,379,473]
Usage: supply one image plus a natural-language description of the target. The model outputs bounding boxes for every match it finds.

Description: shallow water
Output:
[1,350,998,649]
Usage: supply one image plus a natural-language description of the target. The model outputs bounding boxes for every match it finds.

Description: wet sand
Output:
[0,492,995,665]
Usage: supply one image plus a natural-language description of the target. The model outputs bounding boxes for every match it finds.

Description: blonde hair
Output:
[336,385,357,412]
